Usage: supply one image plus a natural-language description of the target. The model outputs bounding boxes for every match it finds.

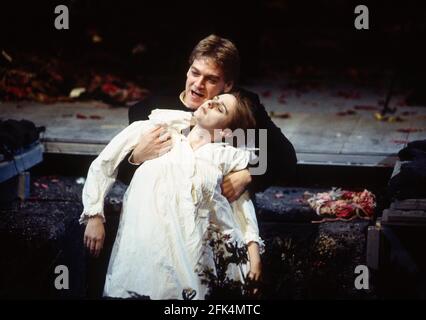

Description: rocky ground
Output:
[0,175,377,299]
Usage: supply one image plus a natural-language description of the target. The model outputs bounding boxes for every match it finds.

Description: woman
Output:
[81,92,263,299]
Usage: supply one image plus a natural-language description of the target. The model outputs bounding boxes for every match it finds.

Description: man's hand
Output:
[84,216,105,258]
[221,169,252,202]
[131,126,172,164]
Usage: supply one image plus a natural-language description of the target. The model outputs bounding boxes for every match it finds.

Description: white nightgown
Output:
[80,109,264,300]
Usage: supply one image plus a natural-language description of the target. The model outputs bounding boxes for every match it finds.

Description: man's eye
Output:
[192,71,200,76]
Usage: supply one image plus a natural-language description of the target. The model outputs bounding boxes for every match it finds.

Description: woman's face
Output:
[194,93,237,130]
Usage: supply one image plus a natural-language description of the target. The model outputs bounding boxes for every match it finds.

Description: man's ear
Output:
[223,81,234,93]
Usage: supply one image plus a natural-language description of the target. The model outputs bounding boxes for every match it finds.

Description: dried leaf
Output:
[69,87,86,98]
[392,140,410,144]
[261,90,271,98]
[354,105,379,111]
[336,91,360,99]
[274,192,285,199]
[1,50,13,63]
[401,111,417,116]
[336,110,356,116]
[387,116,403,122]
[396,128,423,133]
[270,111,291,118]
[132,43,146,55]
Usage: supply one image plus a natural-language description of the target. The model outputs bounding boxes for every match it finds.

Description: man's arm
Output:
[117,100,154,185]
[221,169,252,202]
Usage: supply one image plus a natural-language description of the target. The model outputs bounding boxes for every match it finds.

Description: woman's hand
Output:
[248,260,262,281]
[247,242,262,296]
[221,169,252,202]
[248,260,262,296]
[84,216,105,258]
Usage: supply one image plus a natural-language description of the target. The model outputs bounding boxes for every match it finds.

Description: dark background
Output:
[1,1,425,300]
[1,0,425,87]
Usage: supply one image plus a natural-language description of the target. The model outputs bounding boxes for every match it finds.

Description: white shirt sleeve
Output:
[219,145,252,175]
[231,191,265,253]
[79,120,151,224]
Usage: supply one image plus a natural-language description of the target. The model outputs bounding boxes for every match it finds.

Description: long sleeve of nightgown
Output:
[219,144,252,175]
[231,192,265,253]
[219,145,265,252]
[79,120,151,224]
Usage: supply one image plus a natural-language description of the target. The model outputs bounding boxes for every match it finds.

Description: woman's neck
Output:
[188,125,215,150]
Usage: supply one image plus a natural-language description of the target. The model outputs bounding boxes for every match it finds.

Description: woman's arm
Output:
[231,192,264,295]
[80,120,150,224]
[81,121,151,257]
[247,241,262,295]
[230,192,264,251]
[218,144,253,202]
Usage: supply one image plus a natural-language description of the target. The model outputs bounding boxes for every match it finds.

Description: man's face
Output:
[184,57,233,109]
[193,93,237,130]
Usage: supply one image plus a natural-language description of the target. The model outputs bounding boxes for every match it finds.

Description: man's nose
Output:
[194,77,205,88]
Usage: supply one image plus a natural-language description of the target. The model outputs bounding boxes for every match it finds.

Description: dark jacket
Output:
[117,88,297,193]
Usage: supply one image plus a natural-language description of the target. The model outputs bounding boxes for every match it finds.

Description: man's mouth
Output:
[191,90,204,98]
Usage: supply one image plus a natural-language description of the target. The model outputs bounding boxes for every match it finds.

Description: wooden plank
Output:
[342,115,408,155]
[2,84,426,166]
[278,113,357,154]
[43,141,106,156]
[390,199,426,211]
[17,172,30,201]
[398,111,426,143]
[297,152,397,167]
[367,225,381,270]
[0,143,44,183]
[382,209,426,223]
[0,102,128,144]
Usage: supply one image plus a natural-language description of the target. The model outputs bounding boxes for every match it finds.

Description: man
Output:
[119,34,297,201]
[85,35,296,297]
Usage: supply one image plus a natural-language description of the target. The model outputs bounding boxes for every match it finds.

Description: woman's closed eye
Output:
[211,101,225,113]
[218,102,228,114]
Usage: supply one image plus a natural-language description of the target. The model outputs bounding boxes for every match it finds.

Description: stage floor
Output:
[1,82,425,167]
